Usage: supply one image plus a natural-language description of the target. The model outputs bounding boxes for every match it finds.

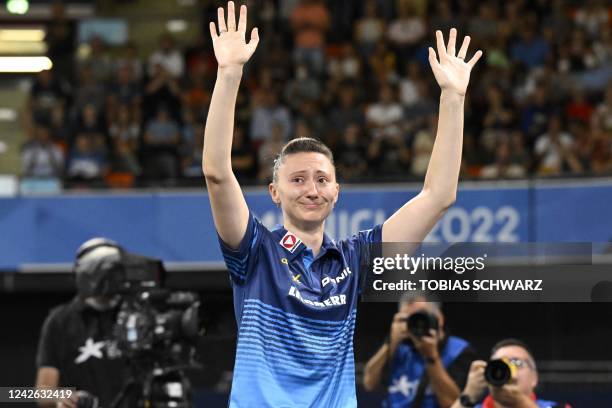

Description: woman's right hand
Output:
[209,1,259,70]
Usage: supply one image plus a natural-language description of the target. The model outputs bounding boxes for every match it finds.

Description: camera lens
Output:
[485,359,514,386]
[407,311,438,337]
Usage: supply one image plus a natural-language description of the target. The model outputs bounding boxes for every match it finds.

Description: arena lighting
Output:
[6,0,29,15]
[0,28,44,42]
[0,56,52,72]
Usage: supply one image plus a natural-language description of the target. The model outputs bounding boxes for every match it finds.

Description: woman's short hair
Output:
[272,137,334,182]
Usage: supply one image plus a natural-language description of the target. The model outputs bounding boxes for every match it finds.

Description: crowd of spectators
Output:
[21,0,612,188]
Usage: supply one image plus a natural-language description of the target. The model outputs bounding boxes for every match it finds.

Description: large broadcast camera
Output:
[74,239,204,408]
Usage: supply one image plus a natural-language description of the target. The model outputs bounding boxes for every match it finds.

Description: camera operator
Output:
[452,339,571,408]
[35,238,128,408]
[364,294,477,408]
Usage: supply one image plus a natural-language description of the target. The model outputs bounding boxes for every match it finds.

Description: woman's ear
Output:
[334,182,340,205]
[269,182,280,206]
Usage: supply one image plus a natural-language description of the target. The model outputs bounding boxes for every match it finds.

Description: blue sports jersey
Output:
[219,212,382,407]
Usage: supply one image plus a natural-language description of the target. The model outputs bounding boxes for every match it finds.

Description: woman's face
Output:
[270,152,339,228]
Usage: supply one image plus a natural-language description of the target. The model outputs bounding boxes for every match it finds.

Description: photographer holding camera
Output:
[35,238,128,408]
[452,339,571,408]
[364,294,476,408]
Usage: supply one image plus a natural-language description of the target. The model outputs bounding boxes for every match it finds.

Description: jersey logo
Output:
[292,274,302,284]
[74,337,105,364]
[280,232,301,253]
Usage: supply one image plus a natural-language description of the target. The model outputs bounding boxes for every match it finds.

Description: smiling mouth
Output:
[301,203,322,209]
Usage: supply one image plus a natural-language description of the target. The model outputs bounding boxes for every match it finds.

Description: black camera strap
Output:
[410,371,429,408]
[412,334,450,408]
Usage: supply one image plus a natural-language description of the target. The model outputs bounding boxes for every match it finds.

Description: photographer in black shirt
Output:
[35,238,128,408]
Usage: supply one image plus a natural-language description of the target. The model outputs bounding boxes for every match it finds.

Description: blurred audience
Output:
[23,0,612,189]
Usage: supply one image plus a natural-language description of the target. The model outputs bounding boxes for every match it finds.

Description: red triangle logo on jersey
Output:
[280,232,301,253]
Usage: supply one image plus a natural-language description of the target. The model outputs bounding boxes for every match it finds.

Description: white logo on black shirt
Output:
[74,337,105,364]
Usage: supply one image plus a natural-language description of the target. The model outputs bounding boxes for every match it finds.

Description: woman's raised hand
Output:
[428,28,483,96]
[209,1,259,69]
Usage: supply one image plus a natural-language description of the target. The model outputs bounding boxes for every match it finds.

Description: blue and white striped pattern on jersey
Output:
[221,227,259,283]
[230,298,358,408]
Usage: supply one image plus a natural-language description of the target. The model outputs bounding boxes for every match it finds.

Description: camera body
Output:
[74,241,203,408]
[485,358,517,386]
[406,310,439,337]
[115,289,202,358]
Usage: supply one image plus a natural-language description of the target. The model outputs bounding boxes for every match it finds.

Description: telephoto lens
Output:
[484,358,517,386]
[406,311,439,337]
[75,391,99,408]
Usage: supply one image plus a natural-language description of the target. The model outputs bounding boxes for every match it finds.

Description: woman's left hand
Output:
[428,28,483,97]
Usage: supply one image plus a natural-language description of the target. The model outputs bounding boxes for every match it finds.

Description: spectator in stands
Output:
[290,0,330,74]
[21,126,64,178]
[49,104,71,147]
[565,86,594,124]
[66,133,108,182]
[482,85,514,130]
[108,105,141,177]
[570,121,594,173]
[411,114,437,176]
[387,0,426,62]
[557,28,597,73]
[107,64,143,124]
[74,64,107,114]
[230,126,257,183]
[143,106,181,180]
[574,0,609,41]
[430,1,461,36]
[257,121,285,183]
[364,294,477,408]
[534,115,581,175]
[590,133,612,175]
[366,83,404,140]
[510,22,550,70]
[181,63,212,120]
[354,0,386,58]
[404,79,438,132]
[181,110,204,178]
[399,61,424,107]
[336,123,367,182]
[295,100,328,143]
[327,43,362,81]
[368,39,398,84]
[27,69,67,128]
[328,82,364,142]
[284,63,322,111]
[73,104,107,153]
[148,33,185,79]
[480,137,527,179]
[250,89,292,146]
[79,36,113,83]
[144,63,182,122]
[451,339,572,408]
[367,133,411,178]
[593,83,612,132]
[114,42,143,82]
[467,3,498,44]
[520,83,555,143]
[44,1,76,83]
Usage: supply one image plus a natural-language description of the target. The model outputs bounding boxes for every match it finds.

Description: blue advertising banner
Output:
[0,180,611,271]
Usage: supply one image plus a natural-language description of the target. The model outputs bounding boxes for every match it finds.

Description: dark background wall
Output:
[1,283,612,407]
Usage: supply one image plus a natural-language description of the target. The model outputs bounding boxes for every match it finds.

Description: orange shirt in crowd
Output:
[290,1,330,49]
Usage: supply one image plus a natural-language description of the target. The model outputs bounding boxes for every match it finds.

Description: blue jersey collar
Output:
[272,226,342,262]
